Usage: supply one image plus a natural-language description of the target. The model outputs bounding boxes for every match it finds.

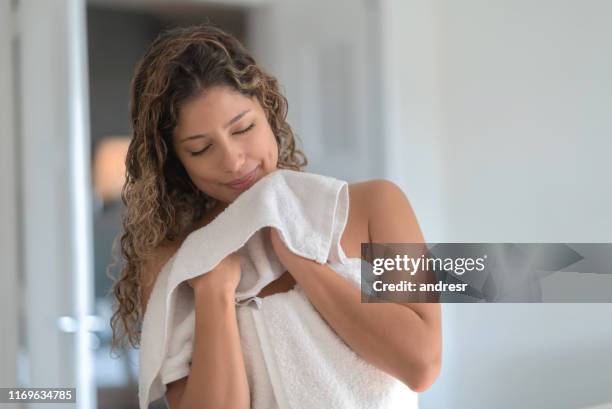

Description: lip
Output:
[225,166,260,190]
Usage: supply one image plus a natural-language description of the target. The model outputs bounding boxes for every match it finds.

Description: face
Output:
[172,85,279,206]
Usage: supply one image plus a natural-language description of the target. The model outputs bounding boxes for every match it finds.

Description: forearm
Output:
[178,289,250,409]
[288,258,439,390]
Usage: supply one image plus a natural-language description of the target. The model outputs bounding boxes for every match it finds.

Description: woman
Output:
[110,23,441,409]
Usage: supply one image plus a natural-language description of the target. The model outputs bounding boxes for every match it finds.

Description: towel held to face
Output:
[138,169,418,409]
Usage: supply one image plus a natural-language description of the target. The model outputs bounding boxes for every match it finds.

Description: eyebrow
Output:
[180,109,251,143]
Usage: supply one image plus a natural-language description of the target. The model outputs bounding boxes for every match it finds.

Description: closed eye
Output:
[189,123,255,157]
[235,122,255,135]
[190,145,210,156]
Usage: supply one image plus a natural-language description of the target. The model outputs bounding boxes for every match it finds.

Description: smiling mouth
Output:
[225,166,260,190]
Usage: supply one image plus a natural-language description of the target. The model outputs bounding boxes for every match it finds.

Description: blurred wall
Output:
[381,1,612,408]
[87,7,160,301]
[0,0,20,390]
[87,7,159,149]
[248,0,385,184]
[436,0,612,243]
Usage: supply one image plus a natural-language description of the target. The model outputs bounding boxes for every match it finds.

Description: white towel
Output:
[138,169,418,409]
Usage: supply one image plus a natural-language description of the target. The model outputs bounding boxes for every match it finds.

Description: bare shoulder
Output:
[353,179,406,205]
[346,179,408,222]
[349,179,424,243]
[140,206,224,314]
[139,233,198,408]
[346,181,372,215]
[139,235,187,316]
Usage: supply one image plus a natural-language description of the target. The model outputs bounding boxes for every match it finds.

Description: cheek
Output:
[179,162,201,185]
[251,129,277,158]
[179,155,212,184]
[271,142,279,163]
[265,135,279,166]
[265,129,279,157]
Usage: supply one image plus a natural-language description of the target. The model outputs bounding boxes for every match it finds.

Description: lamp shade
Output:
[93,136,131,202]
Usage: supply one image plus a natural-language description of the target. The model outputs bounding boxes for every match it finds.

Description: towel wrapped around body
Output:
[138,169,418,409]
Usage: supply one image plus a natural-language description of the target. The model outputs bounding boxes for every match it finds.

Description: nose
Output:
[220,138,246,174]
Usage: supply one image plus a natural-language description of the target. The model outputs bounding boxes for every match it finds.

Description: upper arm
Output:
[365,179,425,244]
[140,243,188,409]
[140,255,162,317]
[364,180,441,342]
[140,242,180,317]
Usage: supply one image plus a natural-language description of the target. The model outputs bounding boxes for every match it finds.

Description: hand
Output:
[186,252,242,296]
[269,227,307,271]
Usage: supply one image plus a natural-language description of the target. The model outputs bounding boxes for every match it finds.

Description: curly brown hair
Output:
[108,23,308,355]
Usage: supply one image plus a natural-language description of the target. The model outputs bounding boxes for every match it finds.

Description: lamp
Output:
[92,136,131,203]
